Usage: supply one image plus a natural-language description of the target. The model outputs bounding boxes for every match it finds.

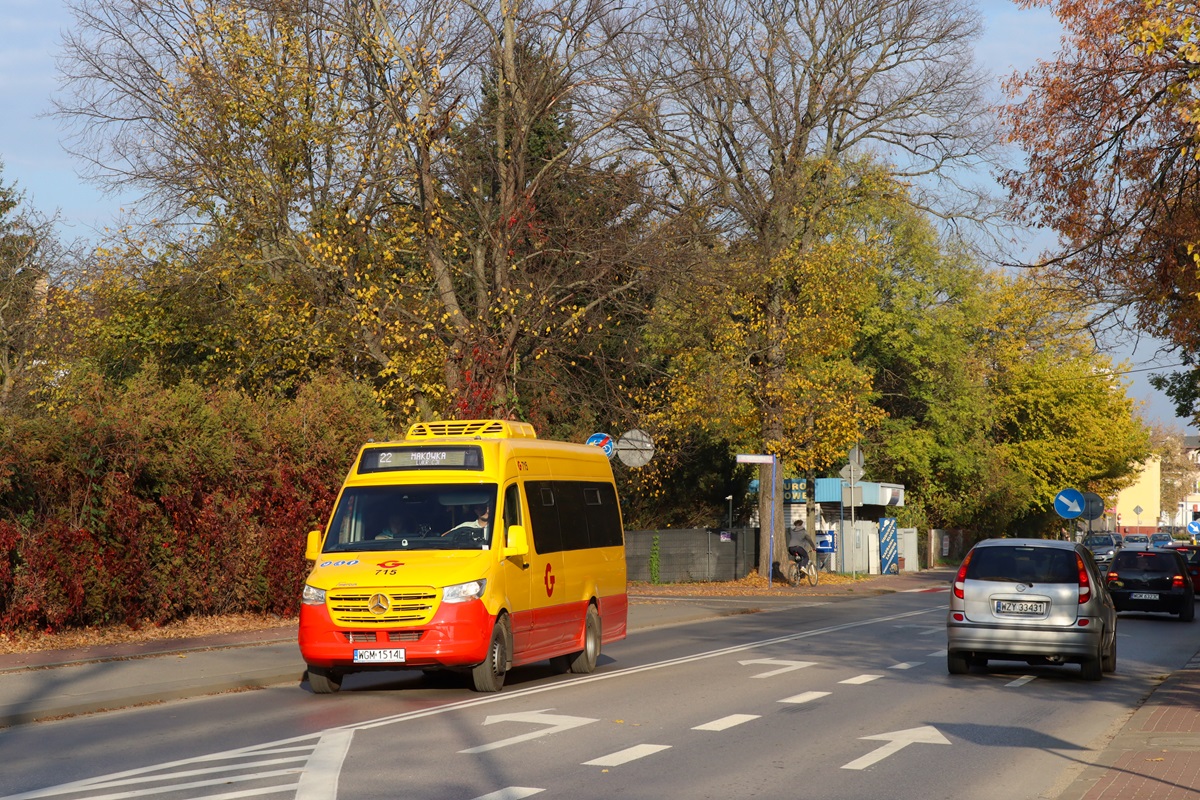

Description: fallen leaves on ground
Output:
[0,613,294,656]
[629,570,873,597]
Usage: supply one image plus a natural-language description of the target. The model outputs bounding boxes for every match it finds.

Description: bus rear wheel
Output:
[567,605,601,674]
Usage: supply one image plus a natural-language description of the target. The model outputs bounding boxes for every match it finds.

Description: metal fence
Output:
[625,528,757,583]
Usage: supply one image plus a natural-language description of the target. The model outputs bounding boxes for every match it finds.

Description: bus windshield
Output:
[322,484,499,552]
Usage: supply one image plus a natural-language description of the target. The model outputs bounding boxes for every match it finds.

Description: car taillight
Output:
[953,551,973,599]
[1106,570,1118,582]
[1173,574,1185,589]
[1076,553,1091,603]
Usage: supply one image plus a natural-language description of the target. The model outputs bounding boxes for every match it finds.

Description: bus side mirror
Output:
[504,524,529,559]
[306,529,323,561]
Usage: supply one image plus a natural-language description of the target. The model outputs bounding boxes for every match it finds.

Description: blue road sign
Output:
[879,518,899,575]
[586,432,614,457]
[1054,488,1085,520]
[1188,520,1200,538]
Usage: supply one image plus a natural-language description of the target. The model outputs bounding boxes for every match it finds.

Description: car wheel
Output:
[1080,646,1103,681]
[1102,631,1117,673]
[470,615,510,692]
[307,665,343,694]
[1180,600,1195,622]
[947,651,970,675]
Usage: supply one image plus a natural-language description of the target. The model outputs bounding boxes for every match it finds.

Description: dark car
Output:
[1082,533,1121,567]
[1106,548,1195,620]
[1167,545,1200,593]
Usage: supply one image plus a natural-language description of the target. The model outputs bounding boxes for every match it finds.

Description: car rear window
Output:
[966,546,1078,583]
[1112,551,1174,571]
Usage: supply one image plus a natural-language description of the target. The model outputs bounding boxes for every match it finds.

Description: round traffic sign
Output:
[1188,520,1200,537]
[1082,492,1105,521]
[585,432,614,457]
[1054,488,1085,520]
[615,429,654,467]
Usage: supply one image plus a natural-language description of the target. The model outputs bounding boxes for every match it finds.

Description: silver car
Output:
[946,538,1117,680]
[1082,533,1121,568]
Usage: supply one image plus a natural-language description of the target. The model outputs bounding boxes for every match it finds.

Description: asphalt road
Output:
[2,583,1196,800]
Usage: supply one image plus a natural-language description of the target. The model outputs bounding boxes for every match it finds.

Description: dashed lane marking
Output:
[779,691,831,704]
[840,674,883,685]
[583,744,672,767]
[693,714,760,731]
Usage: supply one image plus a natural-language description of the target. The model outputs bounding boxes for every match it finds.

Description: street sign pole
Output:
[840,445,864,578]
[737,454,778,587]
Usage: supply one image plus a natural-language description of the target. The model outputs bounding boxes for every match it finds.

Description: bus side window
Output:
[503,484,522,544]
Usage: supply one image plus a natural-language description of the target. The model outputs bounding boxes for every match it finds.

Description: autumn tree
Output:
[1151,424,1197,523]
[0,169,60,412]
[1001,0,1200,425]
[55,0,665,431]
[615,0,999,571]
[54,0,431,408]
[857,201,1151,536]
[353,0,666,430]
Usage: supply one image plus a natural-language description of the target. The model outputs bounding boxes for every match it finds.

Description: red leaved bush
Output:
[0,371,387,633]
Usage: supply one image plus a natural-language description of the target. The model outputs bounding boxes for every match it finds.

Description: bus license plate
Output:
[354,648,406,664]
[995,600,1046,615]
[1130,592,1159,601]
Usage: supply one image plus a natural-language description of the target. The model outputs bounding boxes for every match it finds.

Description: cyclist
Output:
[788,518,815,574]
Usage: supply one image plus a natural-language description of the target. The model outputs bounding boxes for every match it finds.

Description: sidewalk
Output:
[0,569,1196,800]
[1056,648,1200,800]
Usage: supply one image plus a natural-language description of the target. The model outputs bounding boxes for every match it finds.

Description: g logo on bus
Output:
[544,563,556,597]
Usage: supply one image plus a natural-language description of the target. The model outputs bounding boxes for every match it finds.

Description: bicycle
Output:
[786,548,818,587]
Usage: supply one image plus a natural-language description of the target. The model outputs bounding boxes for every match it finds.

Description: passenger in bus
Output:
[375,509,407,540]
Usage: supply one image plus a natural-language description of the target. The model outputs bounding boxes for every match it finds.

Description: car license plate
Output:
[353,648,406,664]
[995,600,1047,615]
[1130,592,1159,601]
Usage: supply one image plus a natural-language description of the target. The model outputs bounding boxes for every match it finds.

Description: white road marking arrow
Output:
[460,710,597,754]
[841,725,951,770]
[737,658,816,678]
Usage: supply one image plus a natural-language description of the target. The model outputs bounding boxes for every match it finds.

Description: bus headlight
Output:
[442,579,486,604]
[302,584,326,605]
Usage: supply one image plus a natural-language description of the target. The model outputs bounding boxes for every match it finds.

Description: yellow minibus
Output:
[299,419,628,692]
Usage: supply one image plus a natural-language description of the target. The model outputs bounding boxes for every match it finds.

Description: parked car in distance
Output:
[947,538,1117,680]
[1082,533,1121,567]
[1150,532,1175,548]
[1165,544,1200,593]
[1106,548,1195,621]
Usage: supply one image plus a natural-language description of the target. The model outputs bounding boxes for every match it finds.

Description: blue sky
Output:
[0,0,1193,432]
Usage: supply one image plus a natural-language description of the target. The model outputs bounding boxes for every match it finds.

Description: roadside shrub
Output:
[0,369,386,633]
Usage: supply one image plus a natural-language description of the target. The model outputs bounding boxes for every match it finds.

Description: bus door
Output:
[500,481,535,653]
[523,480,570,651]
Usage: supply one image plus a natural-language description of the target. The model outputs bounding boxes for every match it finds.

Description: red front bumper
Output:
[299,600,492,669]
